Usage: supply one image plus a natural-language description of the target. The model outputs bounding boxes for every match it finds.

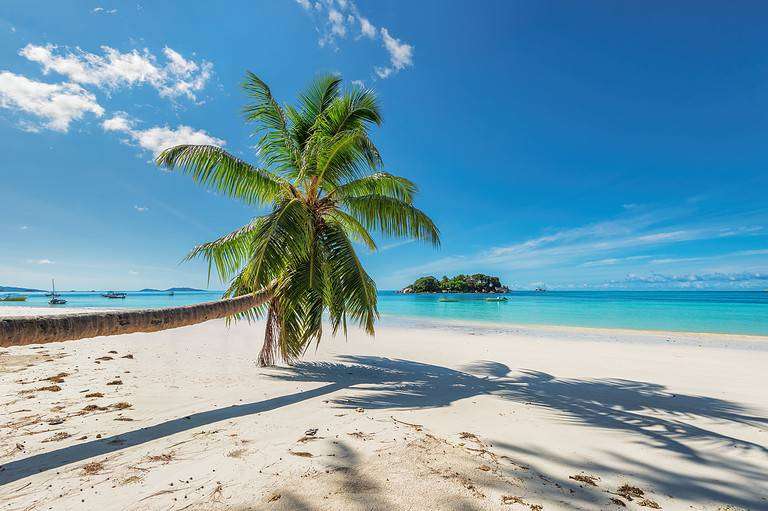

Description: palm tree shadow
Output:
[2,355,766,493]
[269,356,768,462]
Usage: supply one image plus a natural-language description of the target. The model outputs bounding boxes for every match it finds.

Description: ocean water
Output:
[2,290,767,336]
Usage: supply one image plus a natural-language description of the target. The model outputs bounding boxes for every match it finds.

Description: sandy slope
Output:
[1,308,766,510]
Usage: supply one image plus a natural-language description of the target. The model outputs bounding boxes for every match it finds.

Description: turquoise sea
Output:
[2,290,767,336]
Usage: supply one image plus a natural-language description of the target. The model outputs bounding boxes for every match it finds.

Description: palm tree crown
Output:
[156,72,439,365]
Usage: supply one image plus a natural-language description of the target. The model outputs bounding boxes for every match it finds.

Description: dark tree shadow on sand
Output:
[2,356,767,508]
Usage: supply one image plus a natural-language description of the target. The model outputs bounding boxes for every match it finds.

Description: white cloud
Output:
[92,7,117,14]
[128,270,139,275]
[27,259,53,265]
[0,71,103,132]
[359,16,375,38]
[134,205,148,212]
[376,28,413,79]
[351,79,365,88]
[295,0,414,79]
[102,113,225,155]
[392,204,768,286]
[19,225,29,230]
[19,43,212,101]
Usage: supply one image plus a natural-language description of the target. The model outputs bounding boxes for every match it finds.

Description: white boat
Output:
[102,291,127,299]
[49,279,66,305]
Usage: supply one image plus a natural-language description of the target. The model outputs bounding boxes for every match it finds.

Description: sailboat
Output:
[49,279,67,305]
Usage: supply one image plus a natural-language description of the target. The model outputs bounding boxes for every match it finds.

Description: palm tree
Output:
[0,73,439,364]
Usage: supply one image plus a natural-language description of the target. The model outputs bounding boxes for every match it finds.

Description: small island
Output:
[401,274,510,294]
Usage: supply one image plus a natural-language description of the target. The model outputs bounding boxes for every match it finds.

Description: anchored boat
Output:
[49,279,67,305]
[102,291,127,299]
[0,294,27,302]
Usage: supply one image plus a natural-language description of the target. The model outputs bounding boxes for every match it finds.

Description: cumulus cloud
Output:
[134,205,148,212]
[0,71,103,132]
[92,7,117,14]
[19,43,212,101]
[27,259,53,265]
[102,113,225,155]
[359,16,376,39]
[375,28,413,78]
[295,0,311,10]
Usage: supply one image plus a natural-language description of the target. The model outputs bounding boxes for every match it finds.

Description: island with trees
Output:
[401,274,510,294]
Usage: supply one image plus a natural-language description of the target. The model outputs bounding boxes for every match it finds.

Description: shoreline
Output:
[4,305,768,342]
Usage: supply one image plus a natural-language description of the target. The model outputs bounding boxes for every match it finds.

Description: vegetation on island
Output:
[402,274,509,294]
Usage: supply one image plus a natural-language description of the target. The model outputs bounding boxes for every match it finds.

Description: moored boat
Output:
[485,296,509,302]
[49,279,67,305]
[102,291,127,299]
[0,294,27,302]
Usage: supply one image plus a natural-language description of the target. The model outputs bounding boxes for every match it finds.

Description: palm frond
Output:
[342,195,441,246]
[329,172,417,203]
[184,217,262,284]
[156,145,285,206]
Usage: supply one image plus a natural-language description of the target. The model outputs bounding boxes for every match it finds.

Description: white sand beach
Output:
[1,307,766,510]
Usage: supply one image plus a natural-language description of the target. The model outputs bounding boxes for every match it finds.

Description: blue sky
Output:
[1,1,767,291]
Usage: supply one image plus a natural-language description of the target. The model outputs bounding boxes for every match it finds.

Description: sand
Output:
[1,307,766,510]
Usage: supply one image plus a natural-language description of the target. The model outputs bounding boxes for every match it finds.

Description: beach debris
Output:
[25,384,62,394]
[114,416,134,421]
[391,416,423,431]
[85,392,104,398]
[610,497,627,507]
[47,417,66,425]
[147,452,175,464]
[500,496,542,510]
[111,402,132,410]
[108,350,118,354]
[42,431,71,442]
[288,450,314,457]
[347,431,374,440]
[41,372,69,383]
[81,461,104,475]
[106,379,123,385]
[81,404,108,412]
[121,354,134,359]
[120,475,143,485]
[570,473,600,486]
[477,464,492,472]
[638,499,661,509]
[501,495,526,505]
[355,407,364,413]
[267,493,282,502]
[227,448,247,458]
[304,428,318,437]
[96,356,113,361]
[616,483,644,501]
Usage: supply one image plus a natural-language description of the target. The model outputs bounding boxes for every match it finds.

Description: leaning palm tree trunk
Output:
[0,290,272,348]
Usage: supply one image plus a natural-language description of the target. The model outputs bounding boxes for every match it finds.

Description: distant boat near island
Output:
[101,292,127,299]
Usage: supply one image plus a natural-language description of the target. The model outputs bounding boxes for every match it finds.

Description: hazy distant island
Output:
[401,274,510,294]
[0,285,45,293]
